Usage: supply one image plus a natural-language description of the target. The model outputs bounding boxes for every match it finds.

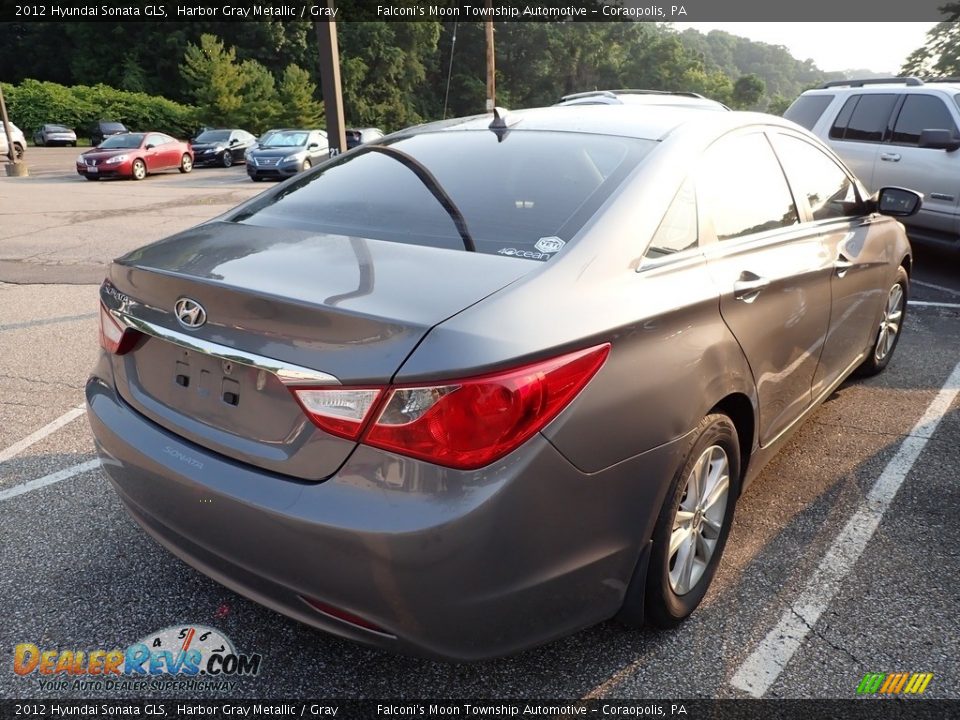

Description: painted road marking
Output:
[912,279,960,297]
[0,405,86,465]
[910,300,960,309]
[0,459,100,502]
[729,359,960,697]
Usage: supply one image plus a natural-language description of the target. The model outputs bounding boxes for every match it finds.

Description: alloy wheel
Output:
[875,283,904,363]
[669,445,730,596]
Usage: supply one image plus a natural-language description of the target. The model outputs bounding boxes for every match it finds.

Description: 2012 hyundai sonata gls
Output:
[87,105,918,661]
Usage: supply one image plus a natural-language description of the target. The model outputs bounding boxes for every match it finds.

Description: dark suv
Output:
[90,121,129,146]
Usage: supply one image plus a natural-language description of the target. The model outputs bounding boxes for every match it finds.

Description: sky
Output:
[673,23,937,74]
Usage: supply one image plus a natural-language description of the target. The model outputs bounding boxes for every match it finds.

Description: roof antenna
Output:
[489,107,518,142]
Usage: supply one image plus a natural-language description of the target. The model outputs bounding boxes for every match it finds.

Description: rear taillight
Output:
[288,343,610,470]
[98,303,141,355]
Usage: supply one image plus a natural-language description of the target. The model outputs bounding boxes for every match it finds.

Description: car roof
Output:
[557,89,729,110]
[802,76,960,95]
[400,105,785,143]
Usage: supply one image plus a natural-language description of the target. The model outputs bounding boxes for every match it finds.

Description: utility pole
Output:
[0,84,28,176]
[485,0,495,111]
[314,0,346,157]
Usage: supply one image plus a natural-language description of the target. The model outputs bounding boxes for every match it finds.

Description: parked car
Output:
[557,89,730,111]
[785,76,960,251]
[244,128,284,161]
[345,127,384,149]
[0,121,27,160]
[87,104,916,661]
[34,123,77,147]
[191,128,255,167]
[246,129,329,181]
[76,132,192,181]
[89,120,129,146]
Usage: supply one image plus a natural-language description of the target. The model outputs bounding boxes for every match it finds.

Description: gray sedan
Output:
[33,123,78,147]
[87,105,916,661]
[246,129,329,181]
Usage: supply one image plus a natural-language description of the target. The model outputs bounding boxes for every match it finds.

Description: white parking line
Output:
[913,279,960,297]
[0,459,100,502]
[729,359,960,698]
[910,300,960,309]
[0,405,86,465]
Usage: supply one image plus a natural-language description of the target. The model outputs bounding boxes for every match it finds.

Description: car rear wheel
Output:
[131,159,147,181]
[13,143,24,160]
[856,265,908,377]
[179,154,193,174]
[641,413,740,628]
[221,152,233,168]
[35,137,45,147]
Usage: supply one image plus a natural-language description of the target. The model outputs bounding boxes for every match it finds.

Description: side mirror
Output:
[229,138,239,146]
[918,128,960,151]
[145,143,155,150]
[873,187,922,217]
[308,143,319,150]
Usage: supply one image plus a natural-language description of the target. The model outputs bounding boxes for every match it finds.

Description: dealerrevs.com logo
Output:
[856,672,934,695]
[13,625,261,692]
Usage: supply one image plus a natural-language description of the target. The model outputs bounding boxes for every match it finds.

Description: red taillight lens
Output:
[290,387,383,440]
[98,303,140,355]
[365,343,610,470]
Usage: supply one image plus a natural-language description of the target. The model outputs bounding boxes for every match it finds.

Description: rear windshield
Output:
[231,130,653,260]
[195,130,230,143]
[99,133,144,149]
[47,124,71,132]
[783,94,834,129]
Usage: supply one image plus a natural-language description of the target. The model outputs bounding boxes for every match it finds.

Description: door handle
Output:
[835,254,854,278]
[879,152,901,162]
[733,274,771,303]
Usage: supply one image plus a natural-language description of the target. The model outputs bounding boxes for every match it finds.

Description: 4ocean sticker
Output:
[13,625,262,692]
[498,236,566,261]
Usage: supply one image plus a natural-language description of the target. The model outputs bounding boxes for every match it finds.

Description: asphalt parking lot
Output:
[1,147,959,701]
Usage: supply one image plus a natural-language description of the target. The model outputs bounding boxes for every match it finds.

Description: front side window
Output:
[698,132,799,242]
[772,134,862,221]
[231,130,653,259]
[891,95,958,145]
[99,133,145,149]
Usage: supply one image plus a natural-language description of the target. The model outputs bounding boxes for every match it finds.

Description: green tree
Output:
[277,64,323,127]
[901,16,960,77]
[180,34,246,125]
[731,74,765,109]
[237,59,280,133]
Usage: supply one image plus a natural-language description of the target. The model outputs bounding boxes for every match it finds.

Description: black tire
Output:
[70,141,77,147]
[84,175,100,181]
[131,158,147,181]
[221,152,233,168]
[250,176,263,182]
[35,137,45,147]
[13,143,24,160]
[855,265,908,377]
[642,413,740,628]
[179,154,193,174]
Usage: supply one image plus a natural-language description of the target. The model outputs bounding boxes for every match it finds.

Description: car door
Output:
[875,93,960,238]
[770,131,892,397]
[143,133,165,171]
[700,130,834,447]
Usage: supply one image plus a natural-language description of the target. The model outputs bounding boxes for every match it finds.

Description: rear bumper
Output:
[86,368,682,660]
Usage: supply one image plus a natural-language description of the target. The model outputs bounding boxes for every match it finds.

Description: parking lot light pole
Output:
[0,84,28,177]
[314,8,347,157]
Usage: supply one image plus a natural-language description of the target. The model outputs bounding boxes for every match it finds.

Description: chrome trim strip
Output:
[115,312,340,386]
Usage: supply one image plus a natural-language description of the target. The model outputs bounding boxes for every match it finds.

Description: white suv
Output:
[0,121,26,160]
[785,77,960,250]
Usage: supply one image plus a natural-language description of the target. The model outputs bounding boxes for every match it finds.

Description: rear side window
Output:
[698,132,799,241]
[784,94,835,130]
[645,180,697,259]
[830,94,897,143]
[231,131,654,259]
[891,95,958,145]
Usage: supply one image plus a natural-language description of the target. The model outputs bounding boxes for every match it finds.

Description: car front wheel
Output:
[221,152,233,168]
[131,159,147,181]
[641,413,740,627]
[856,265,908,377]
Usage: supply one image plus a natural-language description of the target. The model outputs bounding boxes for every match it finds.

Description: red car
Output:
[76,132,193,181]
